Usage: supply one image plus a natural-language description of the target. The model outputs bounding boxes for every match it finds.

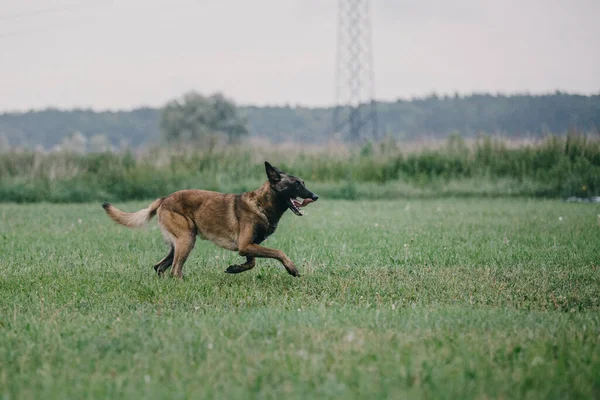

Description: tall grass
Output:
[1,133,599,203]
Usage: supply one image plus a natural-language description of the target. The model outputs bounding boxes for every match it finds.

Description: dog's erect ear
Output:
[265,161,283,183]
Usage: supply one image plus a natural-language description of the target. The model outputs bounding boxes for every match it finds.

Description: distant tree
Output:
[61,131,87,154]
[118,138,130,153]
[2,93,599,148]
[0,133,9,153]
[160,91,248,144]
[89,134,110,153]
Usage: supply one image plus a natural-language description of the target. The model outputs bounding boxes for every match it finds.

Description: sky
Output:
[0,0,599,111]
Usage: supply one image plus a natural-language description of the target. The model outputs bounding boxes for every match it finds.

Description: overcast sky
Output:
[1,0,599,111]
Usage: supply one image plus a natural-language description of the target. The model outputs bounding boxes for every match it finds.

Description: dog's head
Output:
[265,161,319,216]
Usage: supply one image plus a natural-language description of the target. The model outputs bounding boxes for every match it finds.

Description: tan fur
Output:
[102,163,318,278]
[103,198,164,228]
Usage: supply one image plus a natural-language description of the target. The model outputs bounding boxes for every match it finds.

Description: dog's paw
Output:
[285,265,300,277]
[225,264,244,274]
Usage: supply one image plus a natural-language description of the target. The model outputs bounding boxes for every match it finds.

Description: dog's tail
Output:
[102,198,164,228]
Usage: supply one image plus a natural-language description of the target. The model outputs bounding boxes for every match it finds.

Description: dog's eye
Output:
[295,181,301,188]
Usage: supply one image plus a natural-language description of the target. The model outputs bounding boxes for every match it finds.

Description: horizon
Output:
[1,90,599,115]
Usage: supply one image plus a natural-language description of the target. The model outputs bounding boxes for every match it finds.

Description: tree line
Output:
[0,92,598,150]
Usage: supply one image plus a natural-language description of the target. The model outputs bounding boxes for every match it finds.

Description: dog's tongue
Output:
[299,198,314,207]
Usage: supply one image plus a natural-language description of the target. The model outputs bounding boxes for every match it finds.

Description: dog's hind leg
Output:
[225,256,255,274]
[171,236,196,279]
[158,209,196,279]
[153,245,174,276]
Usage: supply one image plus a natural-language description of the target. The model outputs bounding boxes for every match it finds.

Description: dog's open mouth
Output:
[287,197,314,216]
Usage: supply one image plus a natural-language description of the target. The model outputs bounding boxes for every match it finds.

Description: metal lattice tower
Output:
[333,0,378,142]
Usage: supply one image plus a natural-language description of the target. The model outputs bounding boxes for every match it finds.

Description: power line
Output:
[0,3,92,22]
[0,23,87,40]
[0,1,191,41]
[0,3,122,40]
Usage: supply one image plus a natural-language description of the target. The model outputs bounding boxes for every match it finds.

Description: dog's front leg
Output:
[236,227,299,276]
[238,244,299,277]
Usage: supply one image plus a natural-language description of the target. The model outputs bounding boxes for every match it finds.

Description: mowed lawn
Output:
[0,198,599,399]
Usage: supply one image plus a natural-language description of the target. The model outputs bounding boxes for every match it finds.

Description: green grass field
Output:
[1,198,599,399]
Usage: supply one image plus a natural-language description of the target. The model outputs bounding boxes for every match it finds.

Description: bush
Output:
[0,134,599,203]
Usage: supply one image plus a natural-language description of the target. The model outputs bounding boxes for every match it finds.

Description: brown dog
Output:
[102,162,318,278]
